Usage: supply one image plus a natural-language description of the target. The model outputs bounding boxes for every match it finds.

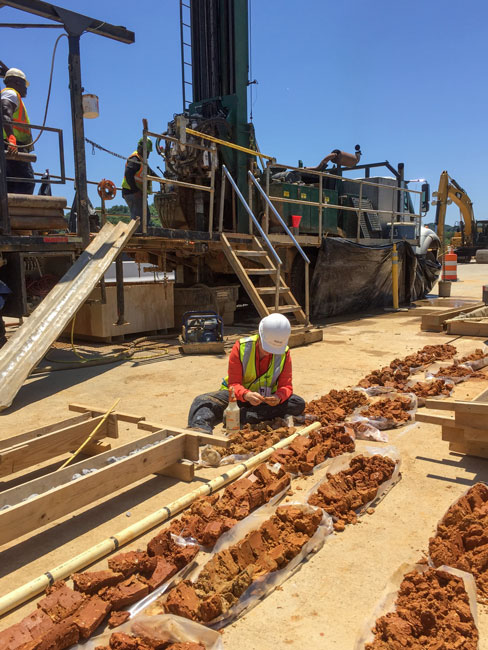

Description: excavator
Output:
[433,170,488,262]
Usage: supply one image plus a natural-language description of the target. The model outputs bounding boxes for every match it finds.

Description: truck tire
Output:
[476,249,488,264]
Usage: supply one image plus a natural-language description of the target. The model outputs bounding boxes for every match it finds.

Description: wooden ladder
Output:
[221,233,308,325]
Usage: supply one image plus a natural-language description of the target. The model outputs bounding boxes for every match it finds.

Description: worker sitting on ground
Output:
[121,138,157,231]
[187,313,305,433]
[1,68,35,194]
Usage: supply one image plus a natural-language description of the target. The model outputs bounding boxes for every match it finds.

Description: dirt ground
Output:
[1,263,488,648]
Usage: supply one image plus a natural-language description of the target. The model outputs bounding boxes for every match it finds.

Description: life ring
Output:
[97,178,116,200]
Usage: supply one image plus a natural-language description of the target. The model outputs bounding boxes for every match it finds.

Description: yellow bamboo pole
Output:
[185,128,275,161]
[0,421,320,616]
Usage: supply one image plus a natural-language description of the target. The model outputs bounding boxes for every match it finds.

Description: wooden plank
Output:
[461,426,488,443]
[415,412,456,426]
[441,425,466,443]
[137,420,166,433]
[157,459,194,482]
[449,440,488,458]
[0,416,109,478]
[69,402,145,424]
[288,328,323,348]
[163,426,230,449]
[475,387,488,402]
[0,414,91,452]
[420,302,485,332]
[0,433,187,546]
[424,399,488,414]
[446,319,488,337]
[455,412,488,430]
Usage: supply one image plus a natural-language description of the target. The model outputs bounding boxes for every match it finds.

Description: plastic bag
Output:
[354,563,478,649]
[405,377,454,407]
[78,614,223,650]
[351,393,417,430]
[426,361,475,384]
[458,346,488,371]
[300,446,401,521]
[344,420,388,443]
[145,504,333,629]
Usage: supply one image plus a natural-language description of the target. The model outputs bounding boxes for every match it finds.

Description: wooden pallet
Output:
[0,424,228,547]
[415,386,488,457]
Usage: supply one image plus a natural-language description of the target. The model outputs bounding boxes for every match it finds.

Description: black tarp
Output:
[310,238,438,318]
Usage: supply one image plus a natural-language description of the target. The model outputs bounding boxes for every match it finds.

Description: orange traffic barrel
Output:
[442,251,458,281]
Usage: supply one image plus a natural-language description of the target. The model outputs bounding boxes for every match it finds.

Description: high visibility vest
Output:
[122,151,152,193]
[1,87,32,145]
[220,334,288,396]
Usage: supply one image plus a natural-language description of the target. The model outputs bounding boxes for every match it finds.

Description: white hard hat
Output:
[259,313,291,355]
[5,68,29,87]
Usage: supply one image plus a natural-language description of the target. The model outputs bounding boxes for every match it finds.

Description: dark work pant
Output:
[123,191,149,233]
[187,389,306,433]
[6,159,35,194]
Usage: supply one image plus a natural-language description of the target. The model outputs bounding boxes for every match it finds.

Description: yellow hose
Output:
[59,398,120,469]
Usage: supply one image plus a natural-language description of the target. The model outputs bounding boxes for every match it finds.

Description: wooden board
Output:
[0,415,111,478]
[0,413,91,451]
[415,412,456,426]
[288,328,323,348]
[446,319,488,337]
[420,302,484,332]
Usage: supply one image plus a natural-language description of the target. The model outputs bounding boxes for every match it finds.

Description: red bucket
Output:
[291,214,302,229]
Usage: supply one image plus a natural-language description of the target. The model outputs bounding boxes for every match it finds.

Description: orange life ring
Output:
[97,178,116,200]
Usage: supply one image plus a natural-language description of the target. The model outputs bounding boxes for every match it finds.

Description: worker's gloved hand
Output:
[263,395,280,407]
[244,391,264,406]
[7,134,17,154]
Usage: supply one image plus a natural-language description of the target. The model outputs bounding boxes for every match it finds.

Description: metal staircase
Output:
[219,166,309,326]
[351,196,382,238]
[179,0,193,111]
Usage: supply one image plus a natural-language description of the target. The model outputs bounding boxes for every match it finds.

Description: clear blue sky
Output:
[2,0,487,225]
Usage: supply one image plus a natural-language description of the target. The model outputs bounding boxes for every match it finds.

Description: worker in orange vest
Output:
[1,67,35,194]
[121,138,157,232]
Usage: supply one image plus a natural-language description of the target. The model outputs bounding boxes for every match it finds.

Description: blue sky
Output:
[2,0,487,225]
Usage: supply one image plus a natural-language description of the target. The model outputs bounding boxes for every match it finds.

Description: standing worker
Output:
[121,138,157,231]
[1,68,35,194]
[187,313,306,433]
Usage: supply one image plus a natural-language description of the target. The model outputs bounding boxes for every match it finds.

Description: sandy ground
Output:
[1,263,488,648]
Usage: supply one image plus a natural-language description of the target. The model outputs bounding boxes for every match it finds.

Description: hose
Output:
[16,33,67,149]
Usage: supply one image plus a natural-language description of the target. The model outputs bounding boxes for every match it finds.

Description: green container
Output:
[266,182,339,234]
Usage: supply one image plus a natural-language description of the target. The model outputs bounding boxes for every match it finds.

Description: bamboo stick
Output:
[0,421,320,616]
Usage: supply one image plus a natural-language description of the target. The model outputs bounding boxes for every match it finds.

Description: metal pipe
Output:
[356,181,363,242]
[185,127,274,160]
[142,126,148,235]
[208,144,216,234]
[115,254,125,326]
[274,266,281,312]
[318,174,323,244]
[0,107,10,235]
[67,34,90,248]
[146,174,212,193]
[248,173,253,235]
[265,165,270,235]
[219,167,226,232]
[222,166,281,267]
[392,243,399,309]
[248,171,310,264]
[305,261,310,323]
[269,195,421,220]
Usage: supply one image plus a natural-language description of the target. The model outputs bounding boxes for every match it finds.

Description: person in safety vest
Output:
[121,138,157,232]
[1,68,35,194]
[187,313,305,433]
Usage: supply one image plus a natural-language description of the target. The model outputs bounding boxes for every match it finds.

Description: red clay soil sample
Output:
[108,551,157,578]
[270,424,355,474]
[96,633,205,650]
[389,343,457,371]
[305,389,369,425]
[358,366,411,390]
[0,609,55,650]
[429,482,488,602]
[434,363,485,379]
[364,568,478,650]
[108,610,131,629]
[407,379,452,400]
[72,569,124,595]
[160,505,322,624]
[359,395,414,425]
[211,419,295,457]
[308,454,396,531]
[169,463,290,546]
[459,349,488,363]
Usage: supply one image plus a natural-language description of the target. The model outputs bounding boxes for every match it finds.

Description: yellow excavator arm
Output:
[433,171,476,249]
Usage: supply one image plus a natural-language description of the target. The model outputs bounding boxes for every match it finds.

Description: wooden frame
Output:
[415,386,488,458]
[0,428,228,547]
[420,302,484,332]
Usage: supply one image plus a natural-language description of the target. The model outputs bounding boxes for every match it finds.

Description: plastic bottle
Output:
[223,387,240,432]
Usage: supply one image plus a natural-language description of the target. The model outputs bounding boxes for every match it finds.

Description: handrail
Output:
[222,165,282,268]
[248,171,310,264]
